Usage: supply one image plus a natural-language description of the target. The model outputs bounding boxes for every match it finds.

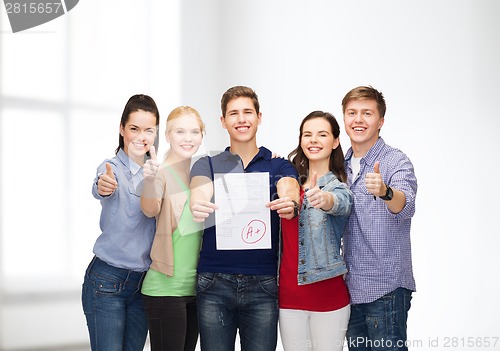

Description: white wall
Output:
[1,0,499,350]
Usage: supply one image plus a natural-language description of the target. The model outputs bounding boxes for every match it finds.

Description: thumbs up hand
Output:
[365,161,385,197]
[97,162,118,196]
[143,145,159,179]
[305,172,329,209]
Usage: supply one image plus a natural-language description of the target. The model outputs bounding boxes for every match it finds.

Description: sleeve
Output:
[324,181,353,216]
[387,151,417,219]
[190,156,212,180]
[276,157,299,180]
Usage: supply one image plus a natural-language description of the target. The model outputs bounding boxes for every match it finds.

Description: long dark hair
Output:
[288,111,347,184]
[115,94,160,159]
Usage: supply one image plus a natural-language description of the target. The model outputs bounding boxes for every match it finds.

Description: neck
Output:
[229,141,259,167]
[351,138,378,158]
[165,153,191,177]
[306,160,330,186]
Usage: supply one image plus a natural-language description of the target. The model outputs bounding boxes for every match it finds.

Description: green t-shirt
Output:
[141,167,202,297]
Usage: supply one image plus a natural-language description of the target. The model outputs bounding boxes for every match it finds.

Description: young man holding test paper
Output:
[190,85,299,351]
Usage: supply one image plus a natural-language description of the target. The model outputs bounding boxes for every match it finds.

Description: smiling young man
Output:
[341,86,418,351]
[190,86,300,351]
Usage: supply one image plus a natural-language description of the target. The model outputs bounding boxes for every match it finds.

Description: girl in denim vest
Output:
[279,111,353,351]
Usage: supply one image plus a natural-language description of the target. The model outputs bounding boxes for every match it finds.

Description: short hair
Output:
[221,86,260,117]
[341,86,386,118]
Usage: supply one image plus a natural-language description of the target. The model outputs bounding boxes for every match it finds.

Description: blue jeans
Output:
[82,256,148,351]
[346,288,412,351]
[196,273,279,351]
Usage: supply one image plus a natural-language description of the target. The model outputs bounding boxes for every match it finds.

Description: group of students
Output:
[81,85,418,351]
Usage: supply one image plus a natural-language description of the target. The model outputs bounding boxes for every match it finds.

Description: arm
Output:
[189,175,217,223]
[140,146,162,217]
[267,176,300,220]
[140,176,163,218]
[366,160,415,215]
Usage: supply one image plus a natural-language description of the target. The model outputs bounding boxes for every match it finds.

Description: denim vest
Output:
[297,172,352,285]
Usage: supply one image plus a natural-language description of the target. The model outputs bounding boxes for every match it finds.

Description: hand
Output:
[143,145,159,179]
[271,152,281,159]
[191,200,218,223]
[97,162,118,196]
[365,161,386,197]
[304,172,329,209]
[266,197,296,219]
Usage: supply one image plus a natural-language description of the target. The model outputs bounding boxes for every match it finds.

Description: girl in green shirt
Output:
[140,106,205,351]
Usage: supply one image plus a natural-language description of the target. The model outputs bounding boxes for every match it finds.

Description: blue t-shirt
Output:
[190,147,298,275]
[92,149,156,272]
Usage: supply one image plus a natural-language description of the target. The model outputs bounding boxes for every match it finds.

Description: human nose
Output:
[353,112,363,122]
[236,112,246,122]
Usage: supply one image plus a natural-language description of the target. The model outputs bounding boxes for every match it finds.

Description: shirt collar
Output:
[222,146,272,162]
[346,137,385,167]
[117,148,142,175]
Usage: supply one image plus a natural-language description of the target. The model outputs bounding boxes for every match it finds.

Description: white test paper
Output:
[213,172,271,250]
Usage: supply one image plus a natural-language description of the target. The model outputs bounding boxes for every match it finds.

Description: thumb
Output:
[310,171,318,188]
[374,161,381,174]
[149,145,157,162]
[105,162,115,179]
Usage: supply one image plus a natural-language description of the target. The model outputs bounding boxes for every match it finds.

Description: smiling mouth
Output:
[308,147,322,152]
[353,127,366,132]
[236,126,249,132]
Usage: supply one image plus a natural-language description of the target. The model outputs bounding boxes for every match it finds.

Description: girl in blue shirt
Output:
[82,94,160,351]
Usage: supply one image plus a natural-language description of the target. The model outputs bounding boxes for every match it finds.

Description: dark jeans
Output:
[142,295,199,351]
[346,288,412,351]
[196,273,279,351]
[82,256,148,351]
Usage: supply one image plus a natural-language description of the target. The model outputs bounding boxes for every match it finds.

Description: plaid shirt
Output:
[344,138,417,304]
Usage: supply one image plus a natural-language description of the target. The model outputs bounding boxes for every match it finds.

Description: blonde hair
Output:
[166,106,206,134]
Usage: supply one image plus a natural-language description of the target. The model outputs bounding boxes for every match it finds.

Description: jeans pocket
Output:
[259,275,278,298]
[94,276,123,295]
[196,273,216,294]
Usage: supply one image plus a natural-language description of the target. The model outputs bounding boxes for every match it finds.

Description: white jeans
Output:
[279,305,350,351]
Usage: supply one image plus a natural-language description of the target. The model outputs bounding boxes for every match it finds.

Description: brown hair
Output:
[116,94,160,158]
[220,86,260,117]
[341,86,386,118]
[288,111,347,184]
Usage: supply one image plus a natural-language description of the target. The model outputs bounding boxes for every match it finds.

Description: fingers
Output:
[143,159,159,178]
[105,162,115,180]
[305,187,325,209]
[310,172,317,189]
[143,147,159,179]
[267,197,296,218]
[149,145,157,162]
[191,200,218,223]
[98,163,118,196]
[365,161,384,196]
